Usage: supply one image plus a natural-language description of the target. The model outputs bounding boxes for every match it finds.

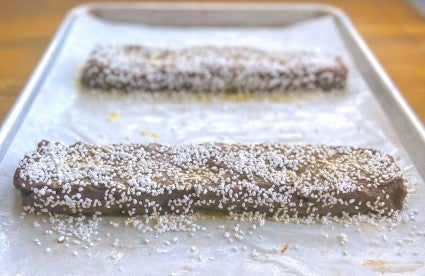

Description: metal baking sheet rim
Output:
[0,2,424,178]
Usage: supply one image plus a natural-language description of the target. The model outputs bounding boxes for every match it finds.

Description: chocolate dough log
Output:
[14,141,405,218]
[81,45,348,93]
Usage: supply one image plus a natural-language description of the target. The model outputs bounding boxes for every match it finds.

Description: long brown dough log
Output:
[14,141,406,218]
[81,45,348,93]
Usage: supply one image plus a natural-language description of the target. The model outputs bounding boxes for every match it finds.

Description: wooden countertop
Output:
[1,0,424,125]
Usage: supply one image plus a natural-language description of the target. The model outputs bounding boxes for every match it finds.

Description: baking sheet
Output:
[0,7,424,275]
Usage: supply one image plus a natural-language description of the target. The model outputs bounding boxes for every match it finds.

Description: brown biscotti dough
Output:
[14,141,406,219]
[80,45,348,93]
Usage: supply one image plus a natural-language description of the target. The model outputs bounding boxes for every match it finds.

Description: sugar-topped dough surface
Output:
[81,45,347,93]
[15,141,405,218]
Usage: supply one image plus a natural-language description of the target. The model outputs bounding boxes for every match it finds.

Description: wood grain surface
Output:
[1,0,424,124]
